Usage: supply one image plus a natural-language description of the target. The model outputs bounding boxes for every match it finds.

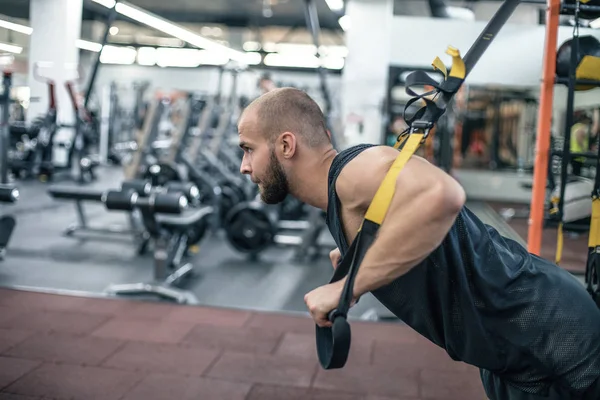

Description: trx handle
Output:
[316,0,521,371]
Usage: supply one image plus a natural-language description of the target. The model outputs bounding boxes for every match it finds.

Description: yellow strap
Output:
[358,44,464,230]
[431,57,448,79]
[363,133,424,226]
[393,133,409,150]
[446,46,466,79]
[588,198,600,247]
[555,222,563,265]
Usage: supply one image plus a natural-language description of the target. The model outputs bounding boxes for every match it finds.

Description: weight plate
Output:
[224,203,276,254]
[143,162,181,187]
[187,217,208,246]
[220,185,243,223]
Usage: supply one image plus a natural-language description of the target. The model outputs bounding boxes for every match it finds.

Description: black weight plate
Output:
[143,162,181,187]
[224,204,275,254]
[220,185,243,223]
[187,218,208,246]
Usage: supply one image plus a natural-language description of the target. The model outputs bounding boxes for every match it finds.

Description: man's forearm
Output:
[351,185,464,299]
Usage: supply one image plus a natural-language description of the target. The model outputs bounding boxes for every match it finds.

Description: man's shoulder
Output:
[335,145,399,210]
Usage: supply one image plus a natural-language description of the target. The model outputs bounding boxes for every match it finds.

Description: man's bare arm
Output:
[336,146,466,300]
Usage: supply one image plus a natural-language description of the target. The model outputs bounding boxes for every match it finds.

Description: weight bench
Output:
[47,184,148,249]
[0,184,19,261]
[103,190,214,304]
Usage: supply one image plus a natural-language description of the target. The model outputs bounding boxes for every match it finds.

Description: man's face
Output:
[238,112,290,204]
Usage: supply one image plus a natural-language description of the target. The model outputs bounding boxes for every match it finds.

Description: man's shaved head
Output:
[241,87,330,148]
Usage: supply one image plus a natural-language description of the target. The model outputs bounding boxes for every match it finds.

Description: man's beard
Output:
[259,149,290,204]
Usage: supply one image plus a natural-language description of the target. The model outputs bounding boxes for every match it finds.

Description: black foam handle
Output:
[136,193,186,214]
[47,186,104,202]
[166,182,200,201]
[121,179,151,196]
[104,189,136,211]
[0,185,18,203]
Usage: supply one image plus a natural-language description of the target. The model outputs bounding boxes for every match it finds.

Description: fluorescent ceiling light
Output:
[243,41,261,52]
[156,48,201,67]
[93,1,246,63]
[325,0,344,11]
[338,15,351,31]
[92,0,116,8]
[76,39,102,52]
[0,18,33,35]
[137,47,157,66]
[243,52,262,65]
[0,42,23,54]
[100,45,137,64]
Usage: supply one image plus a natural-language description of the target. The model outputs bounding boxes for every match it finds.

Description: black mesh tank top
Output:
[326,144,600,399]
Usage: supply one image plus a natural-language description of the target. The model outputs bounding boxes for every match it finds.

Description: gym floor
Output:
[0,166,587,399]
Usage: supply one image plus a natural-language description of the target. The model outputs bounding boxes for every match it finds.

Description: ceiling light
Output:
[92,0,116,8]
[0,18,32,35]
[243,41,261,52]
[0,42,23,54]
[137,47,157,66]
[100,45,137,64]
[113,2,246,62]
[338,15,351,31]
[76,39,103,52]
[109,26,119,35]
[325,0,344,11]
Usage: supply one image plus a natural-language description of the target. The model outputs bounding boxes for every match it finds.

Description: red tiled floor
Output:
[244,310,315,334]
[0,357,41,390]
[0,328,35,354]
[245,384,364,400]
[312,362,420,399]
[181,324,282,353]
[205,351,318,388]
[3,331,124,366]
[101,341,220,375]
[120,373,251,400]
[90,317,196,343]
[0,288,490,400]
[2,364,144,400]
[165,304,252,326]
[0,310,110,335]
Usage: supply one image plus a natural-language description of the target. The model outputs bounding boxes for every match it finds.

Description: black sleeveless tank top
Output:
[326,144,600,398]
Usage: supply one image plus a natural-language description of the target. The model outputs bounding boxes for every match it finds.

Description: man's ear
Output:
[280,131,297,159]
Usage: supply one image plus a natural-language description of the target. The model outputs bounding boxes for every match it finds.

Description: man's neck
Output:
[290,149,337,211]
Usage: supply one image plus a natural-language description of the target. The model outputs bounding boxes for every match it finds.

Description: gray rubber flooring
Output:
[0,166,527,320]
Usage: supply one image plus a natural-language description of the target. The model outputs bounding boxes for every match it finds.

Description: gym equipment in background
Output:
[48,183,212,304]
[563,0,600,19]
[548,2,600,265]
[0,72,19,260]
[556,35,600,91]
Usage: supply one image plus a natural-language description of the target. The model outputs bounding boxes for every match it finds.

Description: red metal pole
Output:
[528,0,561,255]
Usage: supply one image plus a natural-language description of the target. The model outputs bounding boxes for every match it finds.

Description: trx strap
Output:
[315,0,522,370]
[585,127,600,307]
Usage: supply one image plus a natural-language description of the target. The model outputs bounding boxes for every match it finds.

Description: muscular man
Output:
[237,87,600,400]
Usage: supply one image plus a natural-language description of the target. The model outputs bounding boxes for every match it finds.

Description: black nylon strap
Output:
[316,220,378,369]
[315,0,521,371]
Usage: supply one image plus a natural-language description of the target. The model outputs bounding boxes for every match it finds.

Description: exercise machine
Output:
[48,184,212,304]
[0,71,19,260]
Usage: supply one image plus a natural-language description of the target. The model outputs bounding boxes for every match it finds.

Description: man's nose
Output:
[240,160,251,175]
